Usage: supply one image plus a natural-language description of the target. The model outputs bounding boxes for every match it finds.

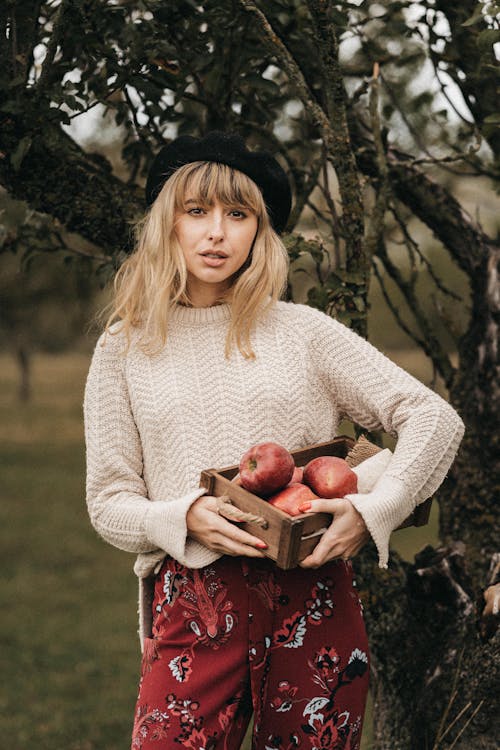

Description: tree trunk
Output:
[355,235,499,747]
[358,541,499,749]
[439,243,500,574]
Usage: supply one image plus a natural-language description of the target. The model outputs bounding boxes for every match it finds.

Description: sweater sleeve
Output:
[83,330,209,566]
[301,306,465,568]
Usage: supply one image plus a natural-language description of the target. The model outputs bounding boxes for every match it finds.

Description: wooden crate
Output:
[199,435,432,570]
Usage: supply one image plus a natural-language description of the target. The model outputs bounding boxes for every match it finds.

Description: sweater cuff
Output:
[345,476,413,569]
[144,488,212,566]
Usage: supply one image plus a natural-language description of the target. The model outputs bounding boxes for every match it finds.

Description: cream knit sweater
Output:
[84,300,464,581]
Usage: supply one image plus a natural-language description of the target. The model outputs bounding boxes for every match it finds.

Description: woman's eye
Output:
[229,209,247,218]
[187,207,205,215]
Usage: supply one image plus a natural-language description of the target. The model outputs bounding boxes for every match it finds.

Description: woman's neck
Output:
[185,281,232,308]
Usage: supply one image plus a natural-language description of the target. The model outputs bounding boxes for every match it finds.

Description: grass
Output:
[0,349,440,749]
[1,353,139,749]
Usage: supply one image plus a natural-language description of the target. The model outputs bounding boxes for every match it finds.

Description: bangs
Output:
[172,161,264,215]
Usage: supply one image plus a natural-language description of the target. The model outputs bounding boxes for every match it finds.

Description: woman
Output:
[84,131,464,749]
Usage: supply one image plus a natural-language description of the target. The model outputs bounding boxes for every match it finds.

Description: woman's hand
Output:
[186,495,267,558]
[299,498,370,569]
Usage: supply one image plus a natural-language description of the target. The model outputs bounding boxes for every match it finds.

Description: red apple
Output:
[268,483,319,516]
[288,466,304,485]
[303,456,357,498]
[239,442,295,496]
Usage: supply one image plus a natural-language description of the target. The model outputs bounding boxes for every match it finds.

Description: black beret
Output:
[145,131,292,234]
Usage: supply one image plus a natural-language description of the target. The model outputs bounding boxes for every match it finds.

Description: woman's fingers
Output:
[299,497,370,568]
[209,532,267,557]
[186,495,267,556]
[203,524,268,557]
[187,494,370,564]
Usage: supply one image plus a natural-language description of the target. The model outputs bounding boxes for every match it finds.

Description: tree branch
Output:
[389,204,462,303]
[364,63,390,265]
[305,0,365,273]
[374,241,455,386]
[237,1,329,133]
[319,143,342,267]
[238,0,367,333]
[0,121,141,255]
[356,141,494,277]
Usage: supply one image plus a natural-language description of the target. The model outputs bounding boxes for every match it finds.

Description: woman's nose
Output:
[206,209,225,241]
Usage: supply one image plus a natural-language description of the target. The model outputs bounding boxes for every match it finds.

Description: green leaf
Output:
[336,311,352,326]
[333,269,366,285]
[353,296,366,312]
[484,113,500,124]
[241,73,281,94]
[477,29,500,51]
[308,245,326,263]
[62,94,85,112]
[325,275,343,292]
[461,4,485,27]
[0,99,26,115]
[7,74,26,89]
[11,136,32,172]
[382,103,395,120]
[307,286,329,311]
[435,109,449,120]
[47,107,71,126]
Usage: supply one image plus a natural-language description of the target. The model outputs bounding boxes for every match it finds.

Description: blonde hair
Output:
[103,161,290,359]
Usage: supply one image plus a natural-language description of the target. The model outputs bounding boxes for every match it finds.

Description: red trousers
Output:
[132,555,370,750]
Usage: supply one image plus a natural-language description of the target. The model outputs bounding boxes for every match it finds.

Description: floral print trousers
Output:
[132,555,370,750]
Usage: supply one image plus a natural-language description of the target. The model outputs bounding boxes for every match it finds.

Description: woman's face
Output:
[175,196,258,307]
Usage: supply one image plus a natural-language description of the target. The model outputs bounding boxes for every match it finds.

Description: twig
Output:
[438,701,472,745]
[378,67,481,178]
[349,78,370,106]
[10,5,18,76]
[67,87,122,120]
[306,199,329,225]
[389,204,462,301]
[447,700,484,750]
[372,256,427,352]
[288,156,323,231]
[320,141,342,266]
[378,69,435,161]
[365,62,390,263]
[375,240,455,385]
[165,23,207,104]
[36,0,70,92]
[427,43,474,128]
[123,85,150,151]
[60,245,112,264]
[412,151,478,167]
[431,647,464,750]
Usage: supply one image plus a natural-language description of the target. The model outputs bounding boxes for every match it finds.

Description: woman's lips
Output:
[200,253,228,267]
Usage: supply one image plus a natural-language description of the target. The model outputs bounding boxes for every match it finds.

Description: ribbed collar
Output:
[169,302,232,326]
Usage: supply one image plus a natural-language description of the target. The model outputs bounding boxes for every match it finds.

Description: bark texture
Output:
[356,542,499,749]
